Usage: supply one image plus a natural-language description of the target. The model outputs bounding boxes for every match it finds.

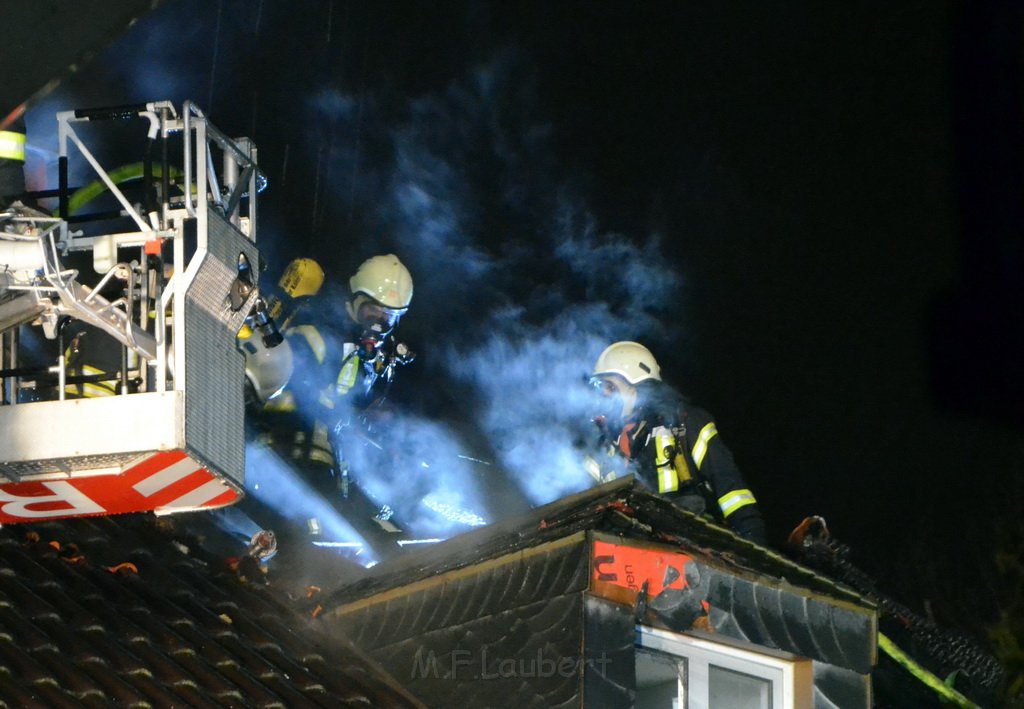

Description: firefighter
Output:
[333,253,415,407]
[0,117,26,208]
[62,328,120,398]
[240,256,323,412]
[586,341,767,544]
[266,256,325,330]
[242,254,414,414]
[239,254,415,558]
[242,254,414,491]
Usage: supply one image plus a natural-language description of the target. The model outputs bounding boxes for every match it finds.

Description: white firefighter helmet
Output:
[278,257,325,299]
[592,341,662,384]
[349,254,413,310]
[241,333,294,403]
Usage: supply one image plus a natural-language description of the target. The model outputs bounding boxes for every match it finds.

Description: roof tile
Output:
[0,633,53,685]
[0,514,420,707]
[0,666,55,707]
[73,656,154,705]
[211,658,289,706]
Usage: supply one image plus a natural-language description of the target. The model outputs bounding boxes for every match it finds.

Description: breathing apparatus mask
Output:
[343,253,415,376]
[589,374,635,439]
[350,294,404,337]
[347,294,415,383]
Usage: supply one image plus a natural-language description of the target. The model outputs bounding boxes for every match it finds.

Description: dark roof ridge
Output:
[321,477,874,612]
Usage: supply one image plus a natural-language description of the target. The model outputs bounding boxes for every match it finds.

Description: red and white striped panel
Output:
[0,451,240,523]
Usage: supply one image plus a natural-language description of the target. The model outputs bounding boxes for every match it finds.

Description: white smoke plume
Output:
[367,55,683,505]
[19,5,684,546]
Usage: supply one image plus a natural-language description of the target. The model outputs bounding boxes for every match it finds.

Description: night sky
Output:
[13,0,1024,636]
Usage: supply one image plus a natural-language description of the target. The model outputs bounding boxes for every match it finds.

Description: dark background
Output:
[4,0,1022,644]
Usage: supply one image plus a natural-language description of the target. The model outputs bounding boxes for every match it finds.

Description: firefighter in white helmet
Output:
[334,253,414,403]
[244,254,414,512]
[587,341,766,544]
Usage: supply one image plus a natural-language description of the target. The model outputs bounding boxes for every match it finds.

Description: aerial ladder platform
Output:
[0,100,268,523]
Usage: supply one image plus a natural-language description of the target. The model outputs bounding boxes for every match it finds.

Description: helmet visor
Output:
[353,296,405,333]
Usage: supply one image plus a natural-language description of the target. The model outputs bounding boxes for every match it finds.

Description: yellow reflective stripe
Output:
[336,355,359,395]
[658,466,679,493]
[81,383,117,397]
[313,421,330,446]
[289,445,331,463]
[65,382,117,397]
[0,131,26,161]
[64,365,117,397]
[262,389,296,412]
[309,449,336,465]
[65,381,117,397]
[311,421,334,463]
[718,489,757,518]
[289,325,326,364]
[288,424,334,465]
[690,422,718,469]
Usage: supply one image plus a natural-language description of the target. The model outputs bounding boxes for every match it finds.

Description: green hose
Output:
[878,632,981,708]
[68,162,182,215]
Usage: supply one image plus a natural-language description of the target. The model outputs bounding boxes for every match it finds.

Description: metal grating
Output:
[0,451,146,481]
[182,213,257,486]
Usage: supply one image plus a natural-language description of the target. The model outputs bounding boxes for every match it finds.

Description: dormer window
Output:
[636,626,814,709]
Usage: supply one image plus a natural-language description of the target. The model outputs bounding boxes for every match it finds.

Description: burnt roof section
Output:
[0,511,421,707]
[325,476,875,612]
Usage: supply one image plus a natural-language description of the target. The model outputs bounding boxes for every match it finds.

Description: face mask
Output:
[590,376,627,426]
[350,295,404,335]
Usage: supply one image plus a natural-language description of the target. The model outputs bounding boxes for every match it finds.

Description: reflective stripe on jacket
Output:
[620,380,762,527]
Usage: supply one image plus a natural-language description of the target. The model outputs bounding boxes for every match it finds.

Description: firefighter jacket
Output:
[248,312,399,469]
[249,315,342,468]
[599,380,766,544]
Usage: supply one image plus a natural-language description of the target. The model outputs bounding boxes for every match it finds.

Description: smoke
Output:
[257,47,687,532]
[19,4,685,550]
[364,55,683,505]
[245,442,380,564]
[340,410,490,537]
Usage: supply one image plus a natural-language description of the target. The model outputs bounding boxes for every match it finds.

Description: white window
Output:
[635,626,813,709]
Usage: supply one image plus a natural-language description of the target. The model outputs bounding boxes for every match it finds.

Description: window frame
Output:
[636,625,812,709]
